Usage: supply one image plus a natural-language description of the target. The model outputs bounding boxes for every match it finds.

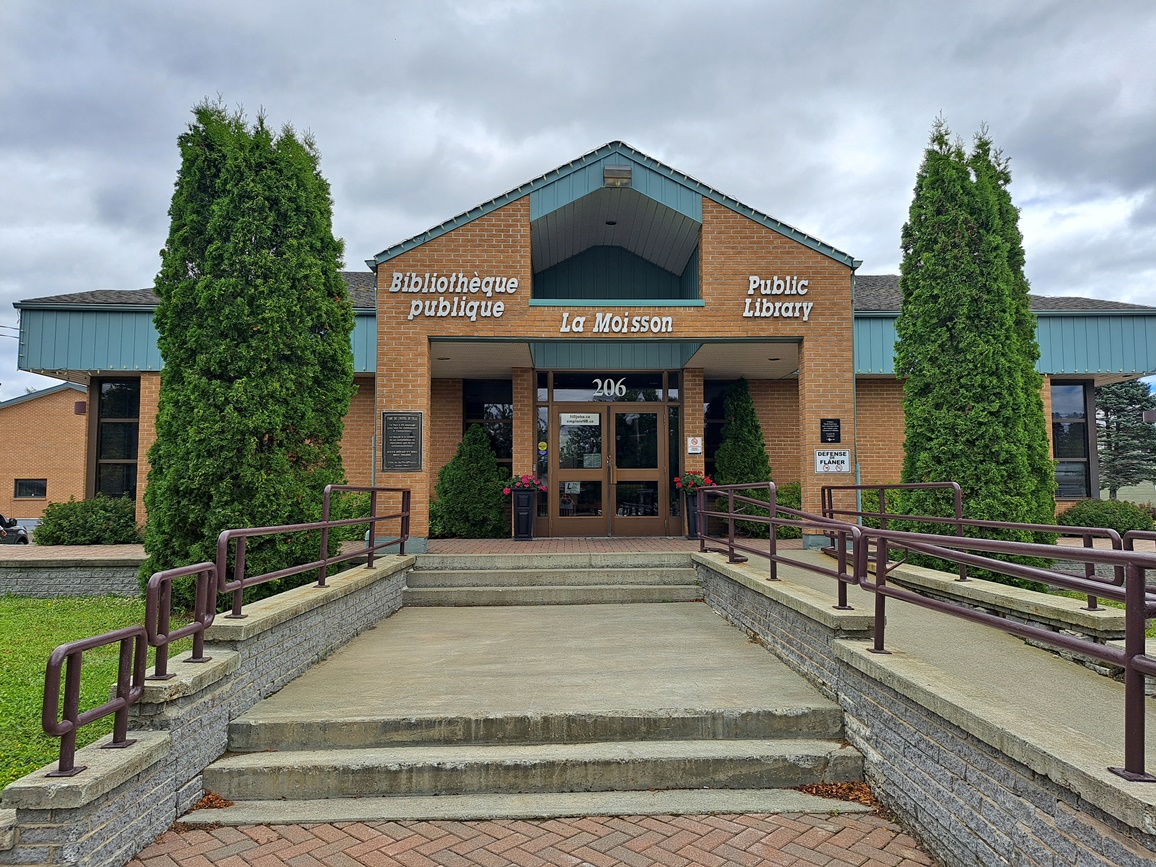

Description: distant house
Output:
[0,383,88,520]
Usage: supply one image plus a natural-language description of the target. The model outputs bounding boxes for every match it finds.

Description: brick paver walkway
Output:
[131,813,938,867]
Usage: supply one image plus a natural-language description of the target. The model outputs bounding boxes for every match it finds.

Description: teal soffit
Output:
[367,142,858,269]
[853,311,1156,377]
[530,340,703,370]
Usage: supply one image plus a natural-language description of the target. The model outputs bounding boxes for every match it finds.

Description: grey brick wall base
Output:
[0,562,143,598]
[0,557,412,867]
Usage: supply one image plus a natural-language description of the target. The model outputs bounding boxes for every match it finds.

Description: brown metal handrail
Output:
[217,485,411,617]
[40,485,410,774]
[42,626,148,776]
[699,483,868,609]
[145,562,217,678]
[854,524,1156,782]
[823,482,1126,609]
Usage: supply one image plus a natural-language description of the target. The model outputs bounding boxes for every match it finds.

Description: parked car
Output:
[0,513,29,544]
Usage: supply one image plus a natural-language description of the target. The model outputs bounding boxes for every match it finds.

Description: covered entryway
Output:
[542,370,680,537]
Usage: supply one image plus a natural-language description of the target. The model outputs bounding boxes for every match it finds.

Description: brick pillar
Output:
[682,368,705,476]
[512,368,535,477]
[377,335,433,542]
[797,338,856,545]
[136,373,160,527]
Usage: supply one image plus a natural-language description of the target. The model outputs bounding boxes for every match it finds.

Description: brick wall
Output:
[429,379,464,498]
[698,200,856,517]
[855,378,905,484]
[749,379,801,483]
[341,375,377,486]
[0,388,88,521]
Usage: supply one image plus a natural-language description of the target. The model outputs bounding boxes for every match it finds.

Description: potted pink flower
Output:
[674,472,714,539]
[504,474,547,539]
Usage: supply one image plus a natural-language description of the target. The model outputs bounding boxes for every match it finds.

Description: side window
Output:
[14,479,47,498]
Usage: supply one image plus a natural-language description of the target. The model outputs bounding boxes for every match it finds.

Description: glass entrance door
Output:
[551,404,668,536]
[610,409,664,535]
[554,406,608,536]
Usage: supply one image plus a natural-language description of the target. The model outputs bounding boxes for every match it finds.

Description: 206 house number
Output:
[593,377,627,398]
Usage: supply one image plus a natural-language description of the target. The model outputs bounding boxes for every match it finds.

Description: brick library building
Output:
[9,143,1156,547]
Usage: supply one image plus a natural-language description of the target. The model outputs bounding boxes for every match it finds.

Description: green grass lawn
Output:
[0,595,189,790]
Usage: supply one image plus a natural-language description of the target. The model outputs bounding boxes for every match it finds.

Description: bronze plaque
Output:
[382,412,423,471]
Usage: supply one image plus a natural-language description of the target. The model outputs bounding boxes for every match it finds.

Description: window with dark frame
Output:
[14,479,47,498]
[463,379,513,471]
[702,379,738,477]
[95,379,140,500]
[1051,381,1094,499]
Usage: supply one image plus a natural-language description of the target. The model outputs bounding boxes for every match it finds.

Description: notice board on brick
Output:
[382,412,423,471]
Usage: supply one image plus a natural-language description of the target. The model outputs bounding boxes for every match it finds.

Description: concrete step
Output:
[413,552,694,571]
[403,584,703,606]
[175,787,873,826]
[406,566,698,588]
[227,707,846,752]
[202,739,863,801]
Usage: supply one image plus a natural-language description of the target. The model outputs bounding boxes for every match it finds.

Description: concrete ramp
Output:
[192,602,864,823]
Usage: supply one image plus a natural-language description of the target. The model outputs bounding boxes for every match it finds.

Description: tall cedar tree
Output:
[895,121,1054,578]
[713,378,774,536]
[1096,380,1156,499]
[141,102,354,605]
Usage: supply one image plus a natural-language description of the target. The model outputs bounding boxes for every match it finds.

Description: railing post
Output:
[318,487,331,588]
[227,536,247,619]
[953,484,968,582]
[190,566,211,663]
[147,579,173,680]
[835,530,851,610]
[47,654,83,777]
[870,536,890,654]
[727,490,739,563]
[698,490,707,553]
[105,635,139,750]
[768,482,778,581]
[1111,562,1156,781]
[1081,533,1102,611]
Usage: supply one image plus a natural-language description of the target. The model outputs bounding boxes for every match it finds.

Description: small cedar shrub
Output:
[34,495,142,545]
[429,425,508,538]
[1059,499,1154,536]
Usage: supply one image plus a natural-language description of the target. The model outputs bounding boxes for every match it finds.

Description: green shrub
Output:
[328,491,372,542]
[713,378,774,537]
[429,425,508,538]
[774,481,802,540]
[34,496,142,545]
[1059,499,1154,536]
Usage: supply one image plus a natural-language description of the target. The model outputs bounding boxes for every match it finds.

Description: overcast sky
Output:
[1,0,1154,397]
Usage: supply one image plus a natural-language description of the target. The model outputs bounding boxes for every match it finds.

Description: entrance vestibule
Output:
[539,371,682,537]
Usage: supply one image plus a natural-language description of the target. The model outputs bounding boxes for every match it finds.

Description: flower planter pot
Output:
[512,489,535,540]
[685,491,699,540]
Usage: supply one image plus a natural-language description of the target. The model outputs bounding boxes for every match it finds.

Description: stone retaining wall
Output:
[696,553,1156,867]
[0,556,412,867]
[0,561,142,597]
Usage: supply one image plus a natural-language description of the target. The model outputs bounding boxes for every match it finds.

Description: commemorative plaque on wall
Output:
[382,412,423,471]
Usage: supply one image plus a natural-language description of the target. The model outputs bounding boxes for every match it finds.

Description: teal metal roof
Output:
[368,142,859,269]
[18,308,378,375]
[853,311,1156,377]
